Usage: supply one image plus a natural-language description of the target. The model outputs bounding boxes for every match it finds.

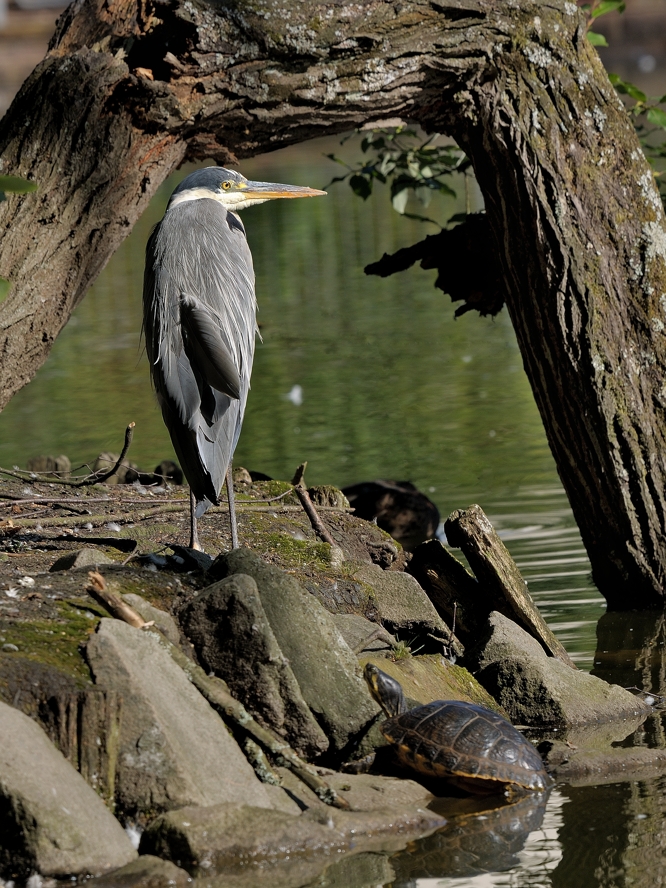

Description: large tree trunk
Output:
[1,0,665,608]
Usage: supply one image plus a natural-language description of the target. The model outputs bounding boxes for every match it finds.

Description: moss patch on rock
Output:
[0,599,102,686]
[358,654,505,715]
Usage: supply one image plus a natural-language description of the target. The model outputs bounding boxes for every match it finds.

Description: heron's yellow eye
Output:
[221,181,232,191]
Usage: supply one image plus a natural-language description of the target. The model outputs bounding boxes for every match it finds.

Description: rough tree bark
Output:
[1,0,666,608]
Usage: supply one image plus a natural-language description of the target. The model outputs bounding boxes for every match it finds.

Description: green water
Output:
[0,136,605,668]
[10,136,666,888]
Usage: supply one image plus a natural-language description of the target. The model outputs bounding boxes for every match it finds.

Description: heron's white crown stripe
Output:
[168,189,270,211]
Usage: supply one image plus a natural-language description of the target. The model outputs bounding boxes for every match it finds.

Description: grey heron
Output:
[143,166,325,550]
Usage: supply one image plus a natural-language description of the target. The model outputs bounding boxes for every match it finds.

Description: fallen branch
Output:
[291,462,341,551]
[76,423,136,487]
[445,504,575,667]
[85,571,349,810]
[4,503,187,529]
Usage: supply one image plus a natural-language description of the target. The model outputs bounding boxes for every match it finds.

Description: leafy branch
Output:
[328,3,666,225]
[325,128,471,223]
[579,1,626,47]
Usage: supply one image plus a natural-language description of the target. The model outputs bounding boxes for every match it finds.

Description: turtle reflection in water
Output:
[364,664,550,794]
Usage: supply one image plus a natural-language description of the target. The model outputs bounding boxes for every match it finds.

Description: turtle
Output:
[364,663,551,794]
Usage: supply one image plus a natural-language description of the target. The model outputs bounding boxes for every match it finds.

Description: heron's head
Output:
[168,167,326,212]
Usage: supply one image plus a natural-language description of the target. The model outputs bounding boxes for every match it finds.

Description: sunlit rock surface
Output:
[0,700,136,879]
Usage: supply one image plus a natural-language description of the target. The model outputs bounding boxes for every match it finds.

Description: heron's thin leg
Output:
[189,489,203,551]
[226,463,239,549]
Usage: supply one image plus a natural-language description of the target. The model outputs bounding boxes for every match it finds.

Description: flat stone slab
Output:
[209,551,379,754]
[92,855,190,888]
[140,801,446,875]
[50,547,115,571]
[331,613,395,653]
[548,745,666,786]
[359,653,505,713]
[87,619,272,816]
[0,701,136,879]
[275,768,434,813]
[351,562,449,635]
[468,612,652,727]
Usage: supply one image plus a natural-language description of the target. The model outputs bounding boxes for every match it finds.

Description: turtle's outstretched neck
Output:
[364,663,407,717]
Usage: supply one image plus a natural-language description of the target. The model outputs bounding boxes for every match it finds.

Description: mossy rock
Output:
[0,599,102,688]
[358,654,506,716]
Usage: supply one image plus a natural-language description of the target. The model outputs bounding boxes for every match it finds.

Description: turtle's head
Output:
[364,663,407,718]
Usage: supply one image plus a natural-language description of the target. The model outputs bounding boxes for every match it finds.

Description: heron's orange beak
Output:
[242,180,327,200]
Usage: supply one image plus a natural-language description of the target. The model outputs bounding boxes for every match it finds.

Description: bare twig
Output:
[76,423,136,487]
[84,571,349,810]
[0,497,113,505]
[0,423,137,489]
[5,503,187,529]
[291,462,340,550]
[255,487,296,503]
[86,571,146,627]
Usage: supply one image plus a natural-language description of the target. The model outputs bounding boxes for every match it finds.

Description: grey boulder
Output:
[181,573,328,759]
[0,701,136,879]
[86,619,272,816]
[140,801,445,875]
[351,562,448,636]
[50,547,115,571]
[92,854,190,888]
[209,550,379,754]
[468,612,652,727]
[331,613,395,654]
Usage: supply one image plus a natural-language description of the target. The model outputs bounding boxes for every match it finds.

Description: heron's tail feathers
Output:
[195,496,214,519]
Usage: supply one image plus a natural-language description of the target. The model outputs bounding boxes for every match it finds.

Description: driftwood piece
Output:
[39,688,121,805]
[408,540,490,647]
[444,505,575,668]
[85,572,349,810]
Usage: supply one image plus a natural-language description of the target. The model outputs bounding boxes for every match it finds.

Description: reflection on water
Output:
[391,791,553,884]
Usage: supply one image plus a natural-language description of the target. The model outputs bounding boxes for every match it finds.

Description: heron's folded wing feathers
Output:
[179,296,241,400]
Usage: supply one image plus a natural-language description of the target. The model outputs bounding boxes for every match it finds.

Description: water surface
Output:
[4,136,661,888]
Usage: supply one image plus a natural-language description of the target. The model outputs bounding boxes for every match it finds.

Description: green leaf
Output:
[0,278,10,302]
[647,108,666,129]
[402,211,441,227]
[591,1,625,19]
[0,175,37,194]
[624,83,647,103]
[587,31,609,46]
[392,189,408,214]
[349,174,372,200]
[608,73,622,85]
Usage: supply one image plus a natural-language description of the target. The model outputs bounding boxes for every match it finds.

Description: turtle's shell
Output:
[381,700,549,791]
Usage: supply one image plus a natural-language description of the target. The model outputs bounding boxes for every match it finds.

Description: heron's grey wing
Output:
[143,200,257,509]
[179,295,241,399]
